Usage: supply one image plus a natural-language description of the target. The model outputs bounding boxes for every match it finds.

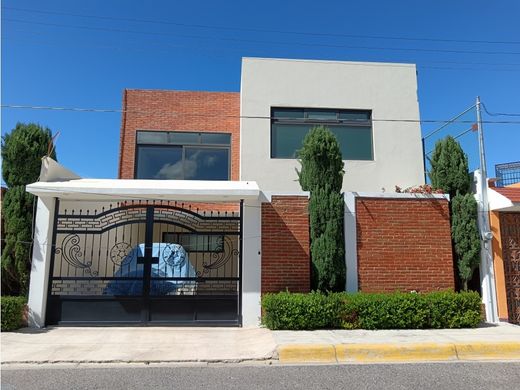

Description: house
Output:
[25,57,456,328]
[488,181,520,325]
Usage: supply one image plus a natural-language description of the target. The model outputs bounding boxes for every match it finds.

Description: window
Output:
[162,232,224,253]
[135,131,231,180]
[271,108,373,160]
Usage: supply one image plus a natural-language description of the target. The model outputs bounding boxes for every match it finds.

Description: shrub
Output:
[261,291,482,330]
[1,296,27,331]
[261,291,340,330]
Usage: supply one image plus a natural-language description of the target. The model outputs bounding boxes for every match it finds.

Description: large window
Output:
[271,108,373,160]
[135,131,231,180]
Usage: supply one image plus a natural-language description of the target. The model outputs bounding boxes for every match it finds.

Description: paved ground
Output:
[0,327,277,363]
[1,323,519,364]
[2,362,520,390]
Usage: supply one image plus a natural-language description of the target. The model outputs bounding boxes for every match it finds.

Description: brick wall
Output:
[261,196,311,293]
[118,89,240,212]
[356,197,454,292]
[118,89,240,180]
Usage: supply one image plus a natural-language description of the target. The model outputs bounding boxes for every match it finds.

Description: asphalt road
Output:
[2,362,520,390]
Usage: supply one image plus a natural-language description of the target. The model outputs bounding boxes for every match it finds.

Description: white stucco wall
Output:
[240,57,425,192]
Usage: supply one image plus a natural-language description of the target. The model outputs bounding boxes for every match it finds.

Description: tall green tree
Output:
[297,126,345,291]
[428,136,471,199]
[451,194,481,291]
[1,123,56,295]
[428,135,480,290]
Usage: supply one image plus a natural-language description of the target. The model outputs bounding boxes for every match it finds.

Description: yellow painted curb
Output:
[455,342,520,360]
[278,344,337,364]
[336,343,457,363]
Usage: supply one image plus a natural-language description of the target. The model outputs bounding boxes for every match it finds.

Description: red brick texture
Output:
[118,89,240,180]
[261,196,311,293]
[356,197,455,293]
[118,89,240,212]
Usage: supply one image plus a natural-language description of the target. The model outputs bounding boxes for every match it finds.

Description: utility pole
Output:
[475,96,499,323]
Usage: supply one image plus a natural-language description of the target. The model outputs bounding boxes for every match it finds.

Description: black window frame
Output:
[162,232,225,253]
[134,130,232,180]
[270,107,373,160]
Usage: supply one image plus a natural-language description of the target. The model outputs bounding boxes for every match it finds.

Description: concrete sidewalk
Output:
[1,323,519,365]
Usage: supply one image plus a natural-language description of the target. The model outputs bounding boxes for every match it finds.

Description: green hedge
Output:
[261,291,481,330]
[1,296,27,331]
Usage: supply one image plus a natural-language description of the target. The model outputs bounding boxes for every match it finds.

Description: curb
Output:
[278,342,520,364]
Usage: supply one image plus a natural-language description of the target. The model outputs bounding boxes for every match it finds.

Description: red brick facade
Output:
[118,89,240,180]
[356,197,455,292]
[118,89,240,212]
[261,196,311,293]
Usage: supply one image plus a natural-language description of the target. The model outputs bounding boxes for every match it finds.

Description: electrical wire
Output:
[481,103,520,117]
[3,104,520,124]
[5,29,520,70]
[5,17,520,56]
[4,5,520,46]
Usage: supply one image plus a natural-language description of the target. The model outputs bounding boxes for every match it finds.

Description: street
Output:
[2,362,520,390]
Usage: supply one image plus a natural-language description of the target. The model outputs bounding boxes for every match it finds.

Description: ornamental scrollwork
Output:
[201,236,239,274]
[55,234,98,276]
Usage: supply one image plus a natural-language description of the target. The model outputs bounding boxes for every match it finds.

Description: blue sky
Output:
[2,0,519,183]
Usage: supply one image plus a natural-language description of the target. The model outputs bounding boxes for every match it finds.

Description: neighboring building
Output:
[495,161,520,188]
[488,181,520,325]
[119,58,425,193]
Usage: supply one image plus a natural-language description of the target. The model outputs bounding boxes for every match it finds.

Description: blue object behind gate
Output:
[104,243,196,296]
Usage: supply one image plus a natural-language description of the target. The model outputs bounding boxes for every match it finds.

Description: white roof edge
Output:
[242,57,416,68]
[26,179,260,202]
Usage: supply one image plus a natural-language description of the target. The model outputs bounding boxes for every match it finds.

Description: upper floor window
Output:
[135,130,231,180]
[271,108,373,160]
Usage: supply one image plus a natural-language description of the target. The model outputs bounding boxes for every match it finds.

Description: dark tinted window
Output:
[135,131,230,180]
[271,108,373,160]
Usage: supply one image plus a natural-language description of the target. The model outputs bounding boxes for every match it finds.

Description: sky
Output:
[2,0,519,184]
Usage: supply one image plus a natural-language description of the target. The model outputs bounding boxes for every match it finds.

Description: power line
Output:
[481,103,520,117]
[5,27,520,69]
[5,17,520,57]
[3,103,520,124]
[4,5,520,46]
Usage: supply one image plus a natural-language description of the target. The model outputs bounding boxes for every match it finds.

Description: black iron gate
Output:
[46,200,243,326]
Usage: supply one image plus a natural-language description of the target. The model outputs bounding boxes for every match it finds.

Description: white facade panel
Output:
[240,57,425,192]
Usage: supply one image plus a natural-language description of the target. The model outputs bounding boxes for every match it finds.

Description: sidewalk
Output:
[1,323,519,365]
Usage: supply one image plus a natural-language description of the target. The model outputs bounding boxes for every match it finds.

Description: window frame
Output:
[162,232,225,253]
[270,107,373,160]
[134,130,232,180]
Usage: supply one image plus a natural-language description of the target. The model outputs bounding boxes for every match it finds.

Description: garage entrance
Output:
[46,200,242,326]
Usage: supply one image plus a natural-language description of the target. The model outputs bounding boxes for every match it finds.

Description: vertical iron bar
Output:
[141,205,154,324]
[238,199,244,326]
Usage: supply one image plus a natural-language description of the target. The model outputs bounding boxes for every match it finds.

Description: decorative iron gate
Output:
[46,200,243,326]
[500,212,520,325]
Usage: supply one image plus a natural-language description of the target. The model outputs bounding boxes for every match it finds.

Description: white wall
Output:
[27,197,56,327]
[240,57,425,193]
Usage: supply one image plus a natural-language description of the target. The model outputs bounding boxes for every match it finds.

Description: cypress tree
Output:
[297,126,345,291]
[428,136,471,199]
[451,194,481,290]
[1,123,56,295]
[428,135,480,290]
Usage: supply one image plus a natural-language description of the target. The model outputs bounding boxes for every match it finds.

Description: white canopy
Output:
[26,157,260,202]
